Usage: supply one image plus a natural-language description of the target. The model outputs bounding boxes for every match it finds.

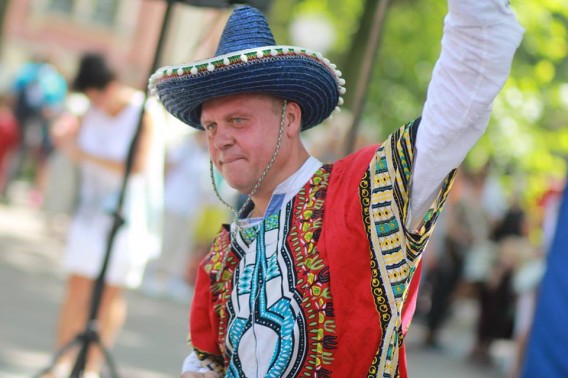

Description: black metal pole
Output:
[344,0,390,155]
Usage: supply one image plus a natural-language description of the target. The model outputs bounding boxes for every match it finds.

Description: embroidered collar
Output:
[236,156,323,228]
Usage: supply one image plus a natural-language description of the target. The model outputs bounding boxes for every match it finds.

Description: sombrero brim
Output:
[149,46,346,131]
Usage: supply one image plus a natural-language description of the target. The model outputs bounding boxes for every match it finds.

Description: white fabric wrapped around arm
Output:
[408,0,524,230]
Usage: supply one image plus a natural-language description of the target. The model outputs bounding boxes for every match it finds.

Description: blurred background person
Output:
[453,167,500,364]
[44,52,163,378]
[511,179,563,377]
[0,93,20,200]
[420,170,468,349]
[4,54,67,205]
[473,185,530,369]
[521,181,568,377]
[143,130,234,302]
[506,235,541,378]
[41,92,90,240]
[184,162,236,291]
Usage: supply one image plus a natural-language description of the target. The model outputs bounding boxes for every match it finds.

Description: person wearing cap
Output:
[149,1,523,377]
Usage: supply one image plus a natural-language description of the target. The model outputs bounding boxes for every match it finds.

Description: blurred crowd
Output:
[0,52,564,378]
[415,165,562,377]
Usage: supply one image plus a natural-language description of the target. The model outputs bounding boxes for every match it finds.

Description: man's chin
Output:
[224,179,253,195]
[221,169,254,194]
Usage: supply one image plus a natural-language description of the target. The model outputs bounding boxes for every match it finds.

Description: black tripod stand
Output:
[34,2,176,377]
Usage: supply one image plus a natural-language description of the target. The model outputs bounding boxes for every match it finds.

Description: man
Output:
[149,1,523,377]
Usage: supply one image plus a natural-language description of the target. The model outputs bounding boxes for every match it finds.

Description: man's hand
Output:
[180,372,218,378]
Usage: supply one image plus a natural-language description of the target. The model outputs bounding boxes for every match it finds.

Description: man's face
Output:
[201,93,284,194]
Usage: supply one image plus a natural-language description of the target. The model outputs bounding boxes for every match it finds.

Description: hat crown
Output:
[215,6,276,56]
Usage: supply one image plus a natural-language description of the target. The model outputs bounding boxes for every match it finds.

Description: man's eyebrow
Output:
[223,111,254,123]
[202,106,253,123]
[200,116,214,125]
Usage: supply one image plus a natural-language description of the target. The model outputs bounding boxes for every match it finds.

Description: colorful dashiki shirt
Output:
[190,119,456,377]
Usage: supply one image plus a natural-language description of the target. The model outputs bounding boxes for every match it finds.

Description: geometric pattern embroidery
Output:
[202,165,335,377]
[359,168,392,378]
[289,165,336,377]
[364,119,456,377]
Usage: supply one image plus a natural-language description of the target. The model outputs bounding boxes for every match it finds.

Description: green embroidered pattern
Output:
[364,119,456,377]
[289,166,337,377]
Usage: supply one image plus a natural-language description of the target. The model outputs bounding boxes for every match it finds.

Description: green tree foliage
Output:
[366,0,446,138]
[269,0,364,59]
[270,0,568,204]
[488,0,568,203]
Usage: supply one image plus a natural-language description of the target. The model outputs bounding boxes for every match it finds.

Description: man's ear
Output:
[286,101,302,137]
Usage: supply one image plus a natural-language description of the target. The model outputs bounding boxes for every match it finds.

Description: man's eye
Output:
[231,117,244,124]
[205,123,216,131]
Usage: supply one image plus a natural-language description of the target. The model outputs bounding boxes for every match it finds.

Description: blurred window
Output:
[90,0,118,25]
[49,0,74,13]
[47,0,118,26]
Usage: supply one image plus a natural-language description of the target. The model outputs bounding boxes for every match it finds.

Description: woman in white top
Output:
[47,53,163,378]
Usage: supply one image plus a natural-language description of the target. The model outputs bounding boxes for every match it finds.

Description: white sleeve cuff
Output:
[181,352,219,375]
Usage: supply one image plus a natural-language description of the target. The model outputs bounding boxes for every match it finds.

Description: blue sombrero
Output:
[148,6,346,131]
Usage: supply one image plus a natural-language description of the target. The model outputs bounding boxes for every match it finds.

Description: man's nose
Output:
[212,125,234,150]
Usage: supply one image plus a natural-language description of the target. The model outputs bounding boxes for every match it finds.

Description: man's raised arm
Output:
[409,0,524,229]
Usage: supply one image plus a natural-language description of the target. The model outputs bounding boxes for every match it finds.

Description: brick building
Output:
[1,0,229,90]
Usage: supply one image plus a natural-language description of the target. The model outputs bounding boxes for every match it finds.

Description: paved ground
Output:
[0,188,514,378]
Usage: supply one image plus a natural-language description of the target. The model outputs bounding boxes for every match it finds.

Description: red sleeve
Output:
[319,144,382,377]
[189,261,222,356]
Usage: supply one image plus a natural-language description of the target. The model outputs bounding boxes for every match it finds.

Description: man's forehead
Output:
[203,93,276,107]
[200,93,282,120]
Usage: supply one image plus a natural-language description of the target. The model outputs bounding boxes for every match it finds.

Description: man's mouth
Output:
[221,157,244,165]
